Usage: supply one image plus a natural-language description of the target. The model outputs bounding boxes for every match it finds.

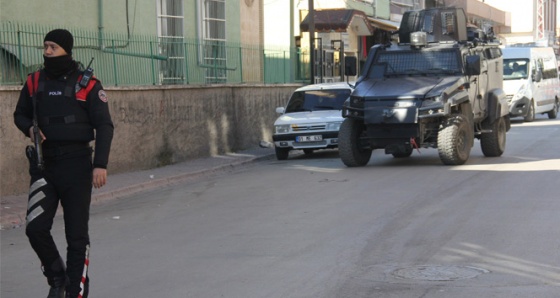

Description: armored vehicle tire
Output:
[437,115,472,165]
[392,146,413,158]
[524,100,535,122]
[480,116,507,157]
[303,149,314,155]
[275,147,290,160]
[339,118,372,167]
[547,99,559,119]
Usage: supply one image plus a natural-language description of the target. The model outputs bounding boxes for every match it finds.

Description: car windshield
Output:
[285,89,351,113]
[371,49,461,77]
[503,58,530,80]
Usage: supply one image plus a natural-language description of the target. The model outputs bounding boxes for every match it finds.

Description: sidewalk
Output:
[0,147,275,230]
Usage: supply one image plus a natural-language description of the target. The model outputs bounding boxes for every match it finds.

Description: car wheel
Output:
[547,98,559,119]
[480,116,506,157]
[437,114,472,165]
[275,147,290,160]
[338,118,372,167]
[524,99,535,122]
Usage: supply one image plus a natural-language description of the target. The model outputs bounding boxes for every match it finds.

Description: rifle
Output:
[31,90,44,170]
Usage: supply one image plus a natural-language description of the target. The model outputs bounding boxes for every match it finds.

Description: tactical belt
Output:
[42,142,90,157]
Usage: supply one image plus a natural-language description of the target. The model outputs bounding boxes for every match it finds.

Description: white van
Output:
[502,47,560,121]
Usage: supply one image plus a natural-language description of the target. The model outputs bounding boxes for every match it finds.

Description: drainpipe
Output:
[98,0,104,49]
[95,0,166,60]
[309,0,315,84]
[290,0,295,82]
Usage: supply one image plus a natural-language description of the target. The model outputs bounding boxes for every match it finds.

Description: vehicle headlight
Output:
[419,96,444,116]
[350,96,364,108]
[326,122,342,131]
[275,124,290,134]
[421,96,443,108]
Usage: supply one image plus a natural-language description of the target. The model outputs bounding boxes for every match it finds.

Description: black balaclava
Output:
[43,29,77,78]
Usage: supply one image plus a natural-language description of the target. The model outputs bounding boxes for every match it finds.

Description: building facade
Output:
[0,0,265,85]
[285,0,509,83]
[483,0,557,49]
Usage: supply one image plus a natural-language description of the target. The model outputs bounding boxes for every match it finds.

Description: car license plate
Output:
[296,135,322,142]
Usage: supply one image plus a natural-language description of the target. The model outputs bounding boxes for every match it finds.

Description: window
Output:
[485,48,502,59]
[198,0,226,83]
[285,89,351,113]
[422,11,434,33]
[503,59,529,80]
[376,49,461,75]
[441,12,455,36]
[157,0,185,84]
[542,56,558,79]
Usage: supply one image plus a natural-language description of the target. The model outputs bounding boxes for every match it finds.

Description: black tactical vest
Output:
[27,70,95,142]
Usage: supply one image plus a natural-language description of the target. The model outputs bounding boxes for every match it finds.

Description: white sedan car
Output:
[272,82,354,160]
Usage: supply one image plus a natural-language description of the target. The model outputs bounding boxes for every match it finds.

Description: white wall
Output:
[484,0,534,33]
[264,0,292,49]
[263,0,368,49]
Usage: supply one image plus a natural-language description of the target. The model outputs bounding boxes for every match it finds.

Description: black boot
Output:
[64,276,89,298]
[44,257,67,298]
[47,284,65,298]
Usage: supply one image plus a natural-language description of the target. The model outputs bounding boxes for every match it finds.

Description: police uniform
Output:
[13,29,113,298]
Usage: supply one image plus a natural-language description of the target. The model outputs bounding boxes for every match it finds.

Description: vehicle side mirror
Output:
[344,56,357,77]
[465,55,481,76]
[276,107,285,114]
[533,70,542,82]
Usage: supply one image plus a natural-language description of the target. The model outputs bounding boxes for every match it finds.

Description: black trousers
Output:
[26,147,93,297]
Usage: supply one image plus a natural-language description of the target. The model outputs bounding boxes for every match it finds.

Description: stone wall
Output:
[0,84,300,196]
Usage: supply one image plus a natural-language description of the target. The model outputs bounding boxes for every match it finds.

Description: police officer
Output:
[13,29,114,298]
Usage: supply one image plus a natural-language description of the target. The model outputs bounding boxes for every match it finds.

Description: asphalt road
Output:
[2,116,560,297]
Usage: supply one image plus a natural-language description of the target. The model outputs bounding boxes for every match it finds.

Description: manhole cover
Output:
[392,265,490,281]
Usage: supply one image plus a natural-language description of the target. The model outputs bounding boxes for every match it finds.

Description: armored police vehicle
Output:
[339,7,509,166]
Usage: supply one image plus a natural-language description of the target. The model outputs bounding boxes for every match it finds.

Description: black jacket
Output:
[14,69,114,169]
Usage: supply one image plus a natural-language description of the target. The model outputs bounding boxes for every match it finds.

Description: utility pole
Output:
[290,0,295,82]
[309,0,315,84]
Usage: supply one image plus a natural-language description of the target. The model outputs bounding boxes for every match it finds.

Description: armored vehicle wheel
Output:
[339,118,372,167]
[303,149,314,155]
[437,115,472,165]
[547,99,559,119]
[524,100,535,122]
[275,147,290,160]
[392,146,413,158]
[480,116,506,157]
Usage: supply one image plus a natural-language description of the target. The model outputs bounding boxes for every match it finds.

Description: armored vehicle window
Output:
[285,89,351,113]
[423,10,435,33]
[442,12,455,36]
[485,47,502,59]
[366,63,388,79]
[376,49,461,75]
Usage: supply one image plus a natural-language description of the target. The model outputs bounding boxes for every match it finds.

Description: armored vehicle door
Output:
[468,49,488,121]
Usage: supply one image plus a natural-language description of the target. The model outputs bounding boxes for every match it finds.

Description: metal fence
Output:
[0,22,311,86]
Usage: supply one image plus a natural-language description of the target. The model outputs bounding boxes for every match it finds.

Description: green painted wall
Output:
[226,0,241,44]
[1,0,99,30]
[0,0,244,44]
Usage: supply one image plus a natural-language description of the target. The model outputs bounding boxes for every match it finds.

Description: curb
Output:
[1,152,274,230]
[91,154,273,205]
